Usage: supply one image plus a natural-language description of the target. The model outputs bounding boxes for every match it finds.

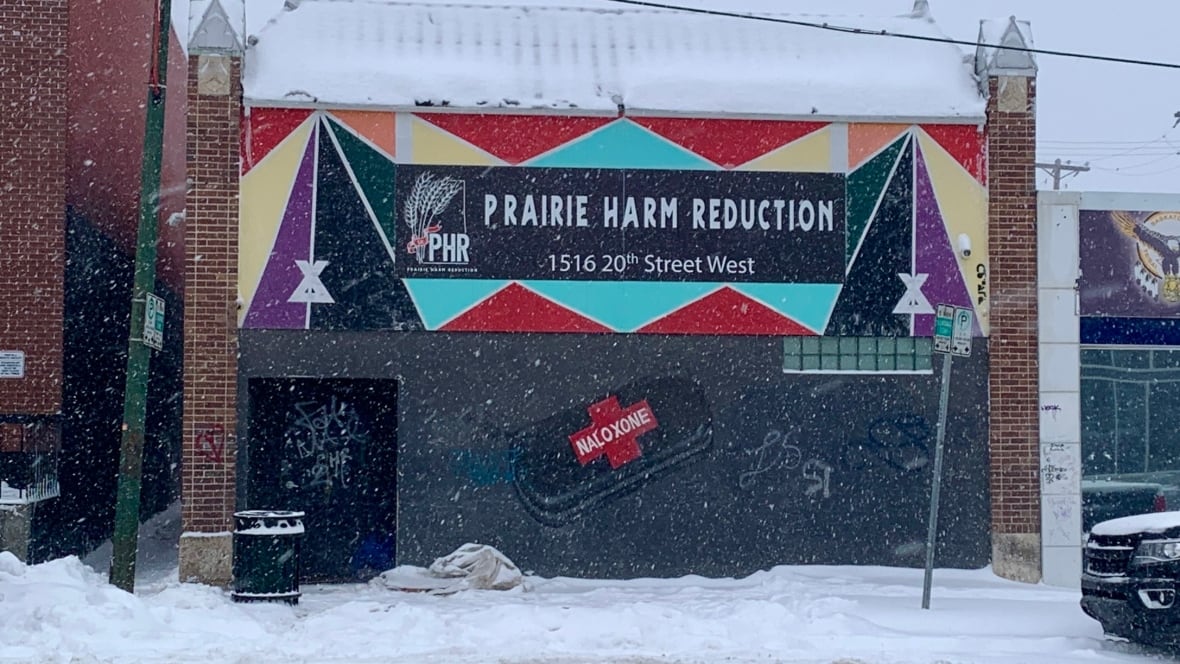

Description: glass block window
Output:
[783,336,934,374]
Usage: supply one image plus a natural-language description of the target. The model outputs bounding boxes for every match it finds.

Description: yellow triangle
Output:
[739,127,831,172]
[410,116,502,165]
[917,129,990,335]
[239,117,315,326]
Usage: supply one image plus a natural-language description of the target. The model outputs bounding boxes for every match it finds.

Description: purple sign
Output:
[1080,209,1180,317]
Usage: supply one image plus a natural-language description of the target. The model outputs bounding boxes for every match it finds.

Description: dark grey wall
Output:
[239,330,989,578]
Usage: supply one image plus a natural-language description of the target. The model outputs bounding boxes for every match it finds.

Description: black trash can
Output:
[232,510,305,604]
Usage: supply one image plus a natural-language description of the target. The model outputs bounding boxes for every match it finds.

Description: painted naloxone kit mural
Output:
[234,111,991,581]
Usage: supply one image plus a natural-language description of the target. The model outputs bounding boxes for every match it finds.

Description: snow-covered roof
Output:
[241,0,986,121]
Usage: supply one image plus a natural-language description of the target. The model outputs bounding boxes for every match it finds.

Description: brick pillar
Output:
[981,19,1040,582]
[179,1,243,585]
[0,0,66,416]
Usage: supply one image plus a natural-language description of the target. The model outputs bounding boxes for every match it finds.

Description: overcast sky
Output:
[214,0,1180,194]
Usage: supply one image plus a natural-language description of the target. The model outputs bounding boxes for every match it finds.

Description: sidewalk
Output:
[0,504,1157,664]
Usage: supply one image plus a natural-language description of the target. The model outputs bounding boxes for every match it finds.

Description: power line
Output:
[1083,153,1177,171]
[1089,161,1180,178]
[1041,148,1176,155]
[1041,139,1172,146]
[601,0,1180,70]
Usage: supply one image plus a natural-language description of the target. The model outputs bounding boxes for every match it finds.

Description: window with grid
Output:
[782,336,933,374]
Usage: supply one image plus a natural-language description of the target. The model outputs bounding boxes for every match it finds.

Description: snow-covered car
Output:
[1081,511,1180,649]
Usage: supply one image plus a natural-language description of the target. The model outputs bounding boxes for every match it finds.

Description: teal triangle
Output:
[526,120,716,170]
[403,279,511,329]
[326,118,397,253]
[521,280,719,331]
[731,283,843,333]
[847,136,907,268]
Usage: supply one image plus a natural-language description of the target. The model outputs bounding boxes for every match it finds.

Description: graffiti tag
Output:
[840,414,931,473]
[739,429,831,501]
[741,413,932,500]
[195,424,225,464]
[739,430,802,489]
[282,397,368,491]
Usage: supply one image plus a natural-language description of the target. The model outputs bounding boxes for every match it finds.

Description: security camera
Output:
[958,233,972,258]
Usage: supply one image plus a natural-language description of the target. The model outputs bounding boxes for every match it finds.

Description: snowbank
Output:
[0,546,1140,663]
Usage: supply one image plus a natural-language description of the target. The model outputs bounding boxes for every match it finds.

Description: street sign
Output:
[144,293,165,351]
[951,307,973,357]
[933,304,954,354]
[923,303,973,608]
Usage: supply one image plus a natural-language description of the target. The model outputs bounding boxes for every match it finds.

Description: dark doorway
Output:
[246,378,397,582]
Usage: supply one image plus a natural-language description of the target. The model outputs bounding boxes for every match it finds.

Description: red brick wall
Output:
[66,0,189,293]
[987,77,1040,536]
[182,56,241,532]
[0,0,67,415]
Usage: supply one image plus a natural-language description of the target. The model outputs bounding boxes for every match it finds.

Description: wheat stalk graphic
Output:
[405,172,463,261]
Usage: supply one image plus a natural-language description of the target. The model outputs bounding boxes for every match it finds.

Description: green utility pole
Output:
[110,0,173,593]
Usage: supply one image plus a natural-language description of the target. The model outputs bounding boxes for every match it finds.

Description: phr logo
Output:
[426,232,469,264]
[404,172,470,265]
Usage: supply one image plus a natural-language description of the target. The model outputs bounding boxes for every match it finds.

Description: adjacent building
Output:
[0,0,187,560]
[1038,191,1180,587]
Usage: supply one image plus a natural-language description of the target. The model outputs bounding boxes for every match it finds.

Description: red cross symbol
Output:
[568,396,659,469]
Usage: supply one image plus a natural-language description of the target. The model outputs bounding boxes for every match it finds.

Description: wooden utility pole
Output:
[1036,159,1090,190]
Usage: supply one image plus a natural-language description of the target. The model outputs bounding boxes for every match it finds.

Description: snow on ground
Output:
[0,504,1167,664]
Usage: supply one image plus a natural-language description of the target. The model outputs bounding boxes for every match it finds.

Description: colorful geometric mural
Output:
[239,110,989,336]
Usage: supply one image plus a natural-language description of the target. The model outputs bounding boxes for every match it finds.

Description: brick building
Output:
[0,0,187,560]
[178,0,1039,584]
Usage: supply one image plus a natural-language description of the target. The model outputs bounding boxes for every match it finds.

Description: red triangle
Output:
[638,286,815,335]
[440,283,611,333]
[415,114,613,165]
[630,118,828,168]
[242,108,314,175]
[919,124,986,185]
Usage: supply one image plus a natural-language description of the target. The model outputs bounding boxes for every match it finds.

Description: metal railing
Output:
[0,417,61,505]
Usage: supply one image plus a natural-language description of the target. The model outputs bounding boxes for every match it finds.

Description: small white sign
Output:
[144,293,165,351]
[933,304,954,354]
[0,350,25,378]
[951,307,973,357]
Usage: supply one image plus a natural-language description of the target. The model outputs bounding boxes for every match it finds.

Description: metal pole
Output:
[921,351,953,609]
[110,0,172,593]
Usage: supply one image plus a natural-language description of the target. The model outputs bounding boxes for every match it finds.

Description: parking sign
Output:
[144,293,165,351]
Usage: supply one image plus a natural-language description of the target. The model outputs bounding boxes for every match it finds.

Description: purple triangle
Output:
[912,143,979,337]
[243,128,317,329]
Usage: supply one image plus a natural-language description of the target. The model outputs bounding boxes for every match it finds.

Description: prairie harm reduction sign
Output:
[394,164,846,283]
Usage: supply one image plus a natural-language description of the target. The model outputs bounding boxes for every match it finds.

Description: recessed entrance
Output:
[246,378,397,582]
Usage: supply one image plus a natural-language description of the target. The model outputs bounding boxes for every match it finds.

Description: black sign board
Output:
[393,165,846,283]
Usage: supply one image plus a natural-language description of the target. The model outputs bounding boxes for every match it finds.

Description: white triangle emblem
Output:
[893,272,934,315]
[289,259,334,304]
